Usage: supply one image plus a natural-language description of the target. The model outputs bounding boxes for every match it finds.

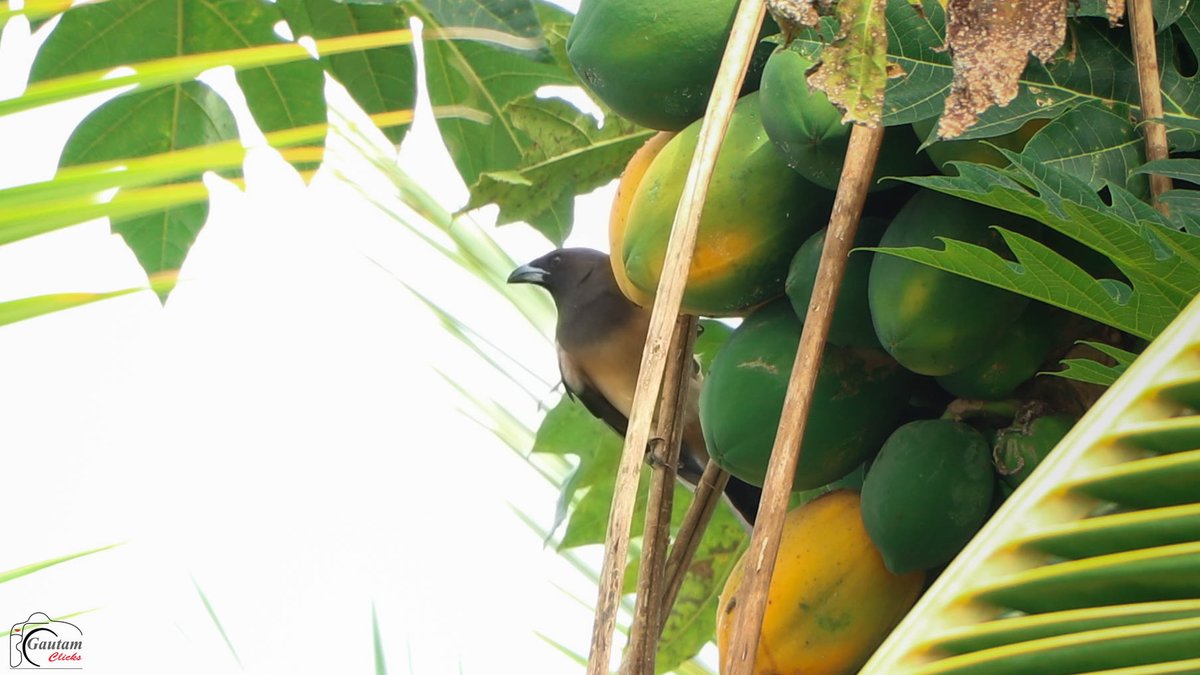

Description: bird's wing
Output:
[558,347,631,437]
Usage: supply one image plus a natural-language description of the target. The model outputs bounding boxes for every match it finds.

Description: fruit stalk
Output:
[1126,0,1173,213]
[585,0,768,671]
[659,459,731,626]
[724,122,885,675]
[623,314,698,675]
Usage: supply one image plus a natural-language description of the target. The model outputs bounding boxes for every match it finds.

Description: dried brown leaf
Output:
[938,0,1068,138]
[767,0,832,41]
[1108,0,1126,25]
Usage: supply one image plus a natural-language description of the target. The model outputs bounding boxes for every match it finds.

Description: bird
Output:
[507,247,761,525]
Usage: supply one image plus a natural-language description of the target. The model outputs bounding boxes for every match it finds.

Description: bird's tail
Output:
[722,475,762,527]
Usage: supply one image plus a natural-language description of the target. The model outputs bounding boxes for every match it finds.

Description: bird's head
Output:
[507,248,612,301]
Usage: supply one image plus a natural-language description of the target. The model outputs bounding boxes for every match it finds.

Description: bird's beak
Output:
[507,263,548,285]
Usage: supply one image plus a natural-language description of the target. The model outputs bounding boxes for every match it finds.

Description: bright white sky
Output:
[0,7,668,674]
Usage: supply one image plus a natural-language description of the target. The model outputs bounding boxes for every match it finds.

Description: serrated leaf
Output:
[30,0,326,157]
[1047,339,1138,386]
[794,0,1200,145]
[806,0,890,125]
[886,159,1200,338]
[655,502,747,675]
[532,396,622,541]
[1049,357,1126,385]
[58,82,240,301]
[1134,158,1200,185]
[1022,101,1147,195]
[280,0,417,145]
[465,96,653,245]
[409,0,574,194]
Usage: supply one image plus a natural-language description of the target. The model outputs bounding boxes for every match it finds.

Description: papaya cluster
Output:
[572,3,1102,671]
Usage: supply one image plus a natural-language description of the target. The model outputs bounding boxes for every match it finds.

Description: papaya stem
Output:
[1126,0,1172,214]
[941,398,1021,423]
[623,314,697,674]
[584,0,769,671]
[724,122,885,675]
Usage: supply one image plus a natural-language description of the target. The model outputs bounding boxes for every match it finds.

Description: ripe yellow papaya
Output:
[617,92,834,316]
[609,131,675,306]
[717,491,924,675]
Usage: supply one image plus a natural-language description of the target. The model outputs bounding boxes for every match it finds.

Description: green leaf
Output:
[1134,158,1200,185]
[464,96,653,245]
[279,0,417,145]
[29,0,326,155]
[0,274,177,327]
[532,397,623,543]
[0,544,119,585]
[1047,340,1139,386]
[797,1,1200,143]
[1021,102,1147,196]
[58,82,239,298]
[408,0,574,197]
[883,157,1200,339]
[655,503,747,675]
[372,604,389,675]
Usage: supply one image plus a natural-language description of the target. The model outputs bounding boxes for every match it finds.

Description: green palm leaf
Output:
[864,291,1200,673]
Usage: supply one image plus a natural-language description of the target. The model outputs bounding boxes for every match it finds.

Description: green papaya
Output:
[995,413,1077,488]
[936,303,1058,400]
[759,48,930,190]
[861,419,995,574]
[785,217,888,349]
[700,300,911,490]
[566,0,774,131]
[868,190,1041,376]
[619,92,833,316]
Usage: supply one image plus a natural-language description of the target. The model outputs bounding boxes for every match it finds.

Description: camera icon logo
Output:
[9,613,84,669]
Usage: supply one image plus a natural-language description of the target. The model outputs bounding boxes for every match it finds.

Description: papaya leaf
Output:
[1134,158,1200,185]
[30,0,326,154]
[406,0,575,193]
[278,0,417,146]
[58,82,240,299]
[1047,356,1126,385]
[464,96,653,245]
[531,396,622,545]
[1047,340,1138,386]
[806,0,890,125]
[796,1,1200,144]
[884,157,1200,339]
[655,503,747,675]
[1072,0,1193,28]
[1021,102,1147,196]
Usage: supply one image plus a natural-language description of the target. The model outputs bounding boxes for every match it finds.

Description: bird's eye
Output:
[551,254,562,265]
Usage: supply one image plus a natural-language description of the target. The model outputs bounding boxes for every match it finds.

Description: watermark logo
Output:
[9,613,84,670]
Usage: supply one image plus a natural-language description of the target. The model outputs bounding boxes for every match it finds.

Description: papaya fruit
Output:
[609,131,674,306]
[868,190,1041,376]
[912,116,1049,174]
[936,303,1058,400]
[760,48,931,190]
[566,0,774,131]
[717,491,924,675]
[700,300,911,490]
[994,413,1077,488]
[785,217,888,349]
[617,92,834,316]
[860,419,996,575]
